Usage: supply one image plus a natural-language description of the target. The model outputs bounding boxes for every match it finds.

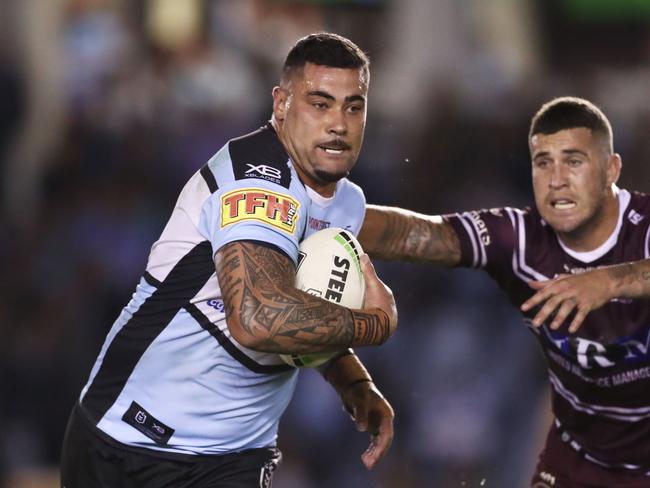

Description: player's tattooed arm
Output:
[358,205,461,265]
[215,241,392,354]
[606,259,650,298]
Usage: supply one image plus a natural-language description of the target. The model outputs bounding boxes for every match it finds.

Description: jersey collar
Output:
[556,187,630,263]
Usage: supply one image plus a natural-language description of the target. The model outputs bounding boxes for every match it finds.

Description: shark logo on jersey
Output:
[221,188,300,234]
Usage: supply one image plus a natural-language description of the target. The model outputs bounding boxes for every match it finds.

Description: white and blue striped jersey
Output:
[78,123,366,457]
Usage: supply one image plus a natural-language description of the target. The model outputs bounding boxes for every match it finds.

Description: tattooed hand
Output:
[351,255,397,345]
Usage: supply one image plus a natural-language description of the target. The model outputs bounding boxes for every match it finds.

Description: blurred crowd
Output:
[1,1,650,487]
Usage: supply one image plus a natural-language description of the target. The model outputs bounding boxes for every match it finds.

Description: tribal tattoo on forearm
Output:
[216,242,384,353]
[351,309,390,346]
[366,207,461,265]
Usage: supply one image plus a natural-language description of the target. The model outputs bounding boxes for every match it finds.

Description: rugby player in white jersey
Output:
[61,33,397,487]
[360,97,650,487]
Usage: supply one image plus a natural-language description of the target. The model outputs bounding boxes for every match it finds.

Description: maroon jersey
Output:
[444,189,650,473]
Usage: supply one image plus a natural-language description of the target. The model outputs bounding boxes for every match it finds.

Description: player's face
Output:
[530,127,621,249]
[273,62,368,196]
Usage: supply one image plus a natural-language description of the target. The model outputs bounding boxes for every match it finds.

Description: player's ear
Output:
[272,86,288,122]
[606,153,622,186]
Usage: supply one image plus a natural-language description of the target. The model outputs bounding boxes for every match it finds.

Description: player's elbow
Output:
[225,313,268,351]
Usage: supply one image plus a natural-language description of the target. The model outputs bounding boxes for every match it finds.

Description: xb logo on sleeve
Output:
[245,164,283,180]
[221,188,300,234]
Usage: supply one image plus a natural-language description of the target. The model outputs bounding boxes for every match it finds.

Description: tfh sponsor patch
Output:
[221,188,300,234]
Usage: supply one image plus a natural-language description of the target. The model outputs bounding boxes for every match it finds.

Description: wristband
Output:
[320,349,354,381]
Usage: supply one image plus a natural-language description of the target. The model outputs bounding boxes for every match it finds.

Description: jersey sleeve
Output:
[342,180,366,237]
[443,207,518,273]
[199,177,306,265]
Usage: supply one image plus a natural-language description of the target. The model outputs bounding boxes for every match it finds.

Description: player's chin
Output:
[313,168,350,184]
[544,215,583,235]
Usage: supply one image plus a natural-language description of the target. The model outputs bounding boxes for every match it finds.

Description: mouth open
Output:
[317,140,350,155]
[551,199,576,210]
[321,147,344,155]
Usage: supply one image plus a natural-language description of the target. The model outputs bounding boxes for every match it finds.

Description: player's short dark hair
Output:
[529,97,613,152]
[281,32,370,84]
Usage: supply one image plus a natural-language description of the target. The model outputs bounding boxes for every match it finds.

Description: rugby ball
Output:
[280,227,365,367]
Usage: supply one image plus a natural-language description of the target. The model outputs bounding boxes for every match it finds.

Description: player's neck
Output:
[557,188,620,253]
[271,117,337,198]
[291,162,337,198]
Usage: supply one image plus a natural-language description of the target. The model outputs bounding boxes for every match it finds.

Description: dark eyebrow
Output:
[306,91,366,104]
[533,148,588,160]
[345,94,366,104]
[562,148,588,157]
[307,90,335,101]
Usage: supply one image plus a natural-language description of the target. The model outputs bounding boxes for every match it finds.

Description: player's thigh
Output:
[60,408,133,488]
[61,406,282,488]
[61,406,188,488]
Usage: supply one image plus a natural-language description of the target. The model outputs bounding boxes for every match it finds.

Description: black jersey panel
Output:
[82,241,215,422]
[200,164,219,193]
[229,124,291,188]
[185,303,293,375]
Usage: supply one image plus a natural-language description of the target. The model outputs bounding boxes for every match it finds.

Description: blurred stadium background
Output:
[1,0,650,487]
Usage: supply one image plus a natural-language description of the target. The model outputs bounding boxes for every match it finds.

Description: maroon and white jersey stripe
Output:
[444,188,650,472]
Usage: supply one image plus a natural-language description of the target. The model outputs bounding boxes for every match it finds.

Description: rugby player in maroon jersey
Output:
[359,97,650,487]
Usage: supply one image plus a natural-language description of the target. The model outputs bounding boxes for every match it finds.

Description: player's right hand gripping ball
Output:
[280,227,365,367]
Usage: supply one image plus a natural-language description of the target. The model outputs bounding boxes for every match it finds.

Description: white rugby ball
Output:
[280,227,365,368]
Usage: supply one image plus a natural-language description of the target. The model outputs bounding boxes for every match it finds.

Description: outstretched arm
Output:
[215,241,397,353]
[320,350,394,470]
[521,259,650,333]
[359,204,461,265]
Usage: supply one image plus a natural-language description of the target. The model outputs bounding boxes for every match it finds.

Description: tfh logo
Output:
[220,188,299,233]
